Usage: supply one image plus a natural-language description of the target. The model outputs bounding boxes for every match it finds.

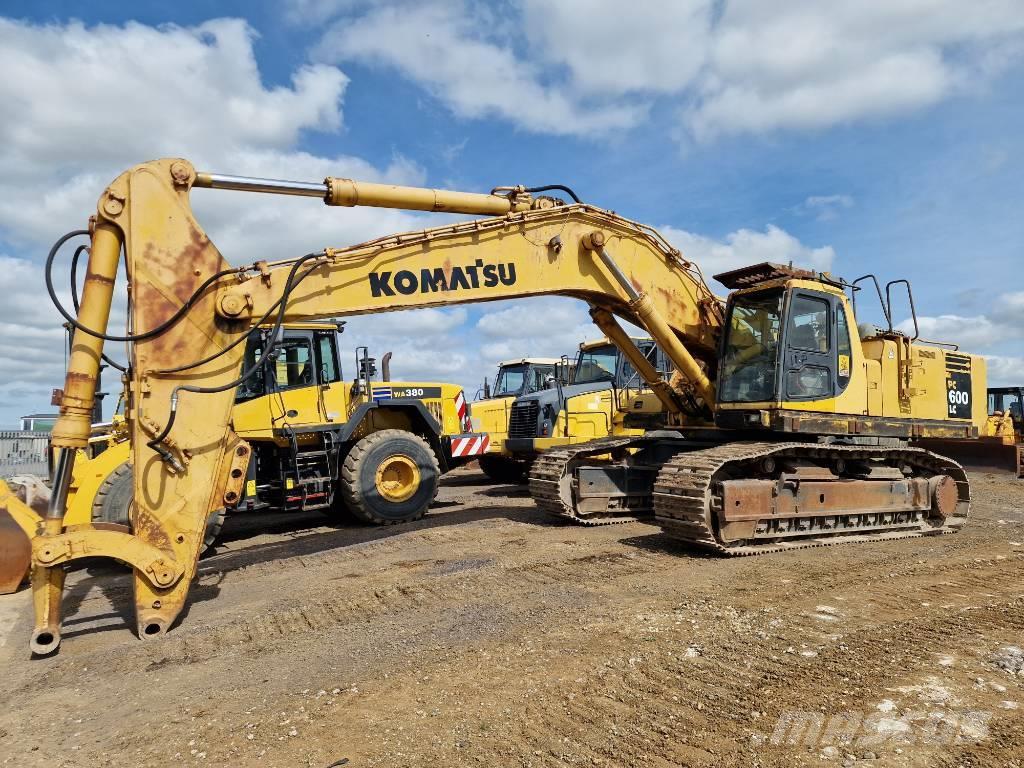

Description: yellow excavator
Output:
[0,158,985,654]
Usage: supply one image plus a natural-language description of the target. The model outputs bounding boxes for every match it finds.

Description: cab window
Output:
[785,295,831,400]
[236,335,267,402]
[836,305,852,391]
[530,365,555,392]
[574,345,617,385]
[494,365,527,396]
[274,338,315,389]
[718,290,784,403]
[788,295,829,352]
[315,331,341,384]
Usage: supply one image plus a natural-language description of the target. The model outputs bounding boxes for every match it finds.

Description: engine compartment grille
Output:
[508,401,540,439]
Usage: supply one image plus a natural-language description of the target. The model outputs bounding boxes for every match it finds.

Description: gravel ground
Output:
[0,467,1021,767]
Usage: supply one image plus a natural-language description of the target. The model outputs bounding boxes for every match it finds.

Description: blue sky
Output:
[0,1,1022,426]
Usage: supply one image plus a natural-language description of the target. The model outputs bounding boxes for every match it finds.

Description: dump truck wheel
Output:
[93,462,225,552]
[340,430,439,525]
[478,455,529,484]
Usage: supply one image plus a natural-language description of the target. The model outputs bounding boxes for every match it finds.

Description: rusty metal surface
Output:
[530,435,656,525]
[653,441,970,555]
[655,442,966,557]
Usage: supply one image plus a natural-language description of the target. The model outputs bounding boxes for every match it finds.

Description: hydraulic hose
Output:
[146,252,322,450]
[46,229,241,343]
[522,184,582,204]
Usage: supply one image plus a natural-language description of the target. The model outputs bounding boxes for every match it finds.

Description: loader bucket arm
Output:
[34,158,723,652]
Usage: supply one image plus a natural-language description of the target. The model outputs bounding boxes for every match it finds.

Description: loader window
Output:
[719,290,784,402]
[235,335,267,402]
[315,331,341,384]
[574,345,617,385]
[273,338,315,390]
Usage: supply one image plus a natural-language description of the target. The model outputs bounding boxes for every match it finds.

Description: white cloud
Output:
[662,224,835,290]
[299,0,1024,141]
[686,0,1024,139]
[894,290,1024,389]
[986,355,1024,386]
[905,313,1012,349]
[311,1,645,137]
[0,18,345,183]
[798,194,855,221]
[520,0,712,96]
[0,16,430,426]
[899,290,1024,351]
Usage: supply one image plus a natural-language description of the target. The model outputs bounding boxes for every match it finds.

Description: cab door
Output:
[782,291,837,403]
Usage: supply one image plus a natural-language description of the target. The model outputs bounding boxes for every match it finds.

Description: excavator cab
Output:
[716,265,852,409]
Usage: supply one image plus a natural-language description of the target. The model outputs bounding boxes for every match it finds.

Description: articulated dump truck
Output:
[471,356,567,482]
[0,158,989,653]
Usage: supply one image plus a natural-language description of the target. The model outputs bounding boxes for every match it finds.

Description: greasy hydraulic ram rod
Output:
[34,221,123,655]
[194,172,534,215]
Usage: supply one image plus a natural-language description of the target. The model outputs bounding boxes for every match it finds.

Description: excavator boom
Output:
[11,159,722,653]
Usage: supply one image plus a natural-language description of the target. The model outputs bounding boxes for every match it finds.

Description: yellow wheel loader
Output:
[0,322,487,593]
[0,158,990,653]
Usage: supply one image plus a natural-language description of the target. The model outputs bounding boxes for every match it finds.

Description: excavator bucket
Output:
[0,479,42,594]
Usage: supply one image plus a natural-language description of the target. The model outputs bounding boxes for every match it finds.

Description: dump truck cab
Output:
[472,357,564,445]
[504,337,670,458]
[470,357,567,481]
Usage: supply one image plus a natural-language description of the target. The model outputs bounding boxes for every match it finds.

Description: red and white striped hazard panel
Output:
[453,390,472,433]
[450,433,490,458]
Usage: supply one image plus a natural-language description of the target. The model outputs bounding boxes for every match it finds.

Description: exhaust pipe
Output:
[381,352,393,382]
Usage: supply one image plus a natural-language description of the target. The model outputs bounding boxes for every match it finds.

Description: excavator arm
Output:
[16,158,725,653]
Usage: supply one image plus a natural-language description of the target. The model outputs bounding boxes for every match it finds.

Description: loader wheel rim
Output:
[375,455,420,502]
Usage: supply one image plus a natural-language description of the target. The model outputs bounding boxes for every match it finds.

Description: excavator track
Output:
[530,436,651,525]
[530,437,970,556]
[653,442,969,556]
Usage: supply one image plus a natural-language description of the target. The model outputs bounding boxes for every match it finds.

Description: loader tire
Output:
[92,462,225,553]
[340,429,439,525]
[477,454,529,484]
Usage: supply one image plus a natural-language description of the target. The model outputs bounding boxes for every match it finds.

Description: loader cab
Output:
[715,264,854,409]
[235,323,344,403]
